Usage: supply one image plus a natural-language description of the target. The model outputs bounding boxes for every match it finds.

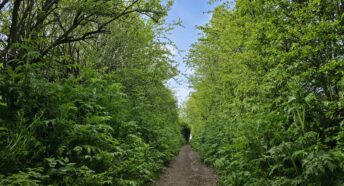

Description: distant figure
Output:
[189,134,192,143]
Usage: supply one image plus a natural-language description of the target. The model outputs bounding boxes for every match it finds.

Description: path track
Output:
[155,145,218,186]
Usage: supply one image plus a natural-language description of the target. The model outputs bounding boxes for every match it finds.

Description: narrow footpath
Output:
[155,145,218,186]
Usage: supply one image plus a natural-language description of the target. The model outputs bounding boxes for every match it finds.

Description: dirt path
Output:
[155,145,218,186]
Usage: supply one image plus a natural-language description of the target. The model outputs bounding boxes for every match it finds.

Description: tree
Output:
[0,0,183,185]
[186,1,344,185]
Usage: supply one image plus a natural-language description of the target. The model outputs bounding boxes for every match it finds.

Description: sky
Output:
[165,0,222,106]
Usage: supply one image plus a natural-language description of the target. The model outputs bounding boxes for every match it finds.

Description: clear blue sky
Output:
[166,0,221,105]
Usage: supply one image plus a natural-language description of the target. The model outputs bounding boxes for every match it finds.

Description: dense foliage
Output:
[186,0,344,185]
[0,0,183,185]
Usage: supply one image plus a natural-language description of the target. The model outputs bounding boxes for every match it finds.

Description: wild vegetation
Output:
[0,0,183,185]
[2,0,344,185]
[186,0,344,185]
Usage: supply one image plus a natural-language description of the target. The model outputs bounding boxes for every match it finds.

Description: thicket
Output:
[186,0,344,185]
[0,0,182,185]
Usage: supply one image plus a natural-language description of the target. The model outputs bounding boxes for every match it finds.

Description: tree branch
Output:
[0,0,10,12]
[30,0,59,31]
[38,0,162,59]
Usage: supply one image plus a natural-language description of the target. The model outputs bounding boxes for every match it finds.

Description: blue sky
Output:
[166,0,221,105]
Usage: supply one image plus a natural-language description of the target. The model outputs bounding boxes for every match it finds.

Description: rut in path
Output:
[155,145,218,186]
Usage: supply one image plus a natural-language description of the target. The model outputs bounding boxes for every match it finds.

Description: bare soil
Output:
[155,145,218,186]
